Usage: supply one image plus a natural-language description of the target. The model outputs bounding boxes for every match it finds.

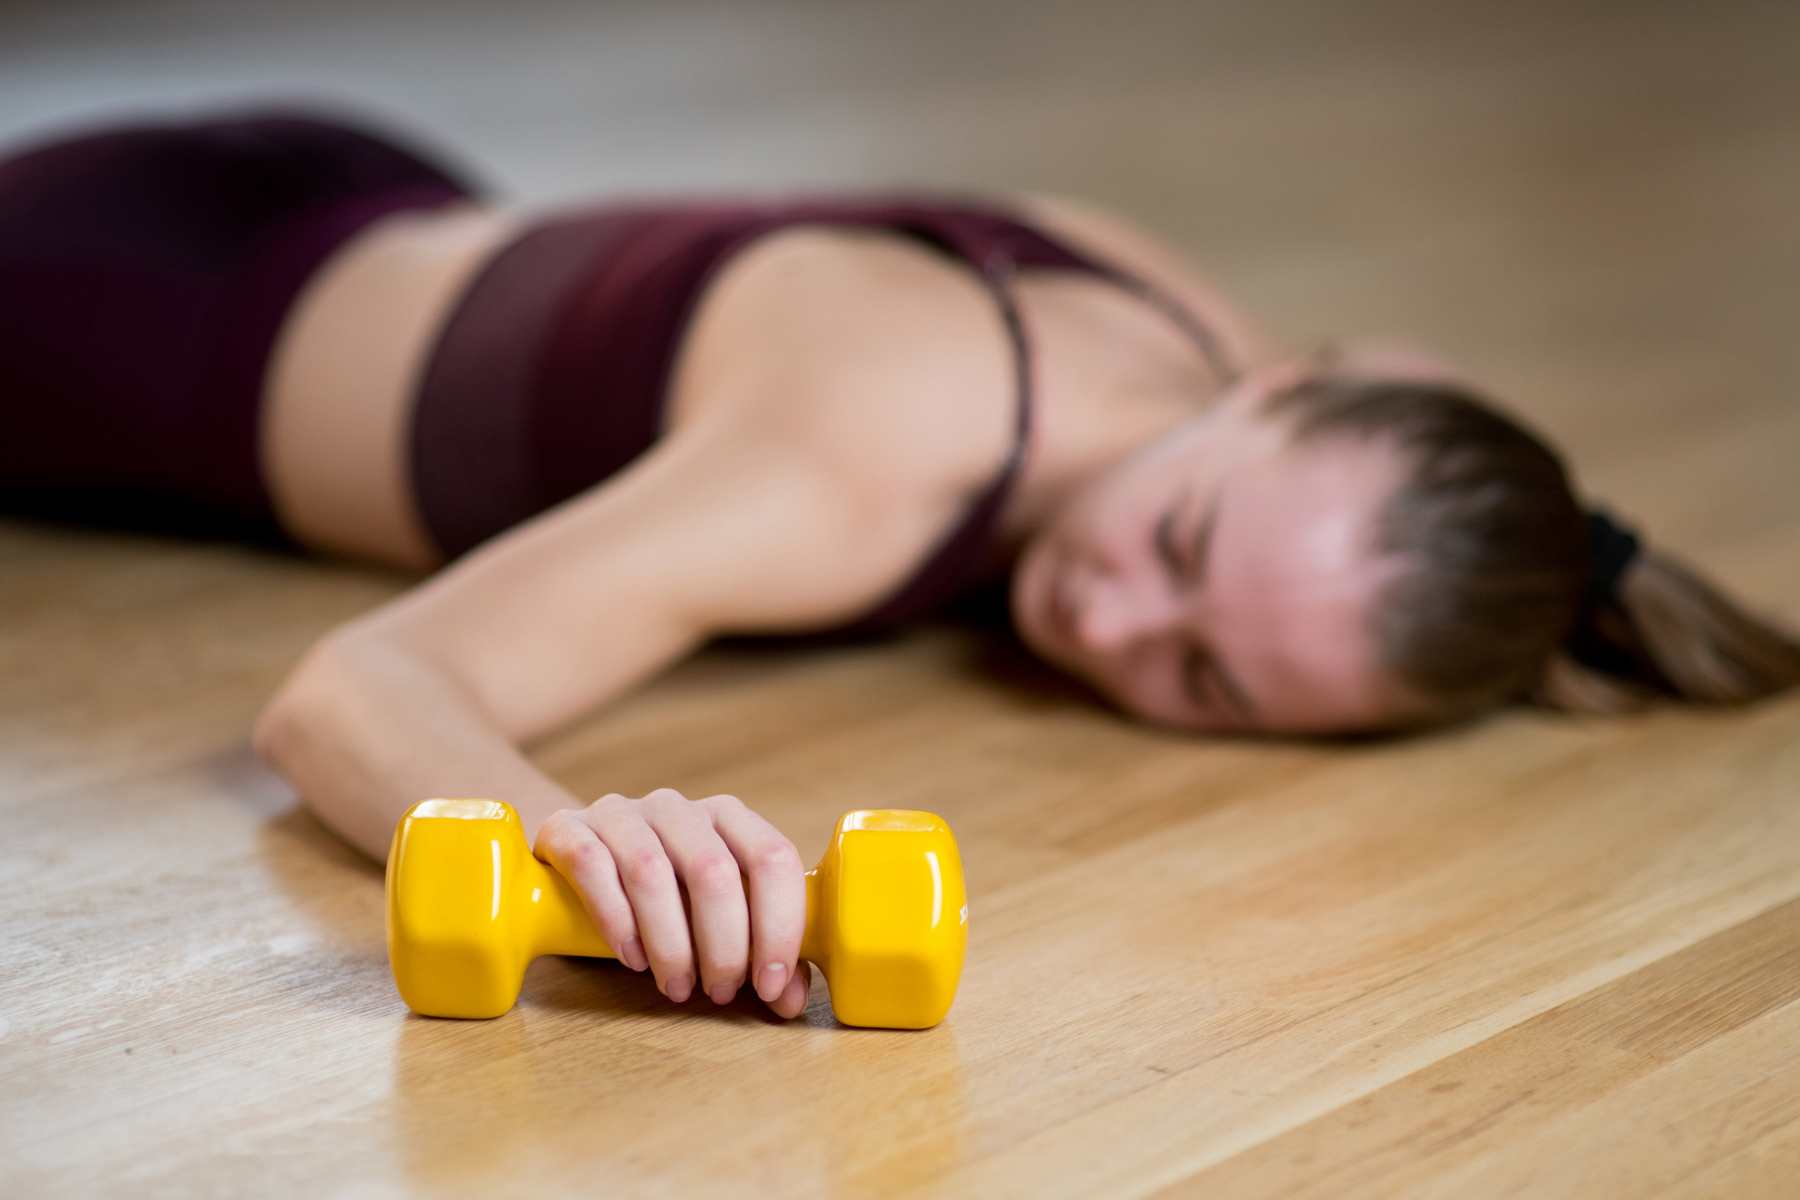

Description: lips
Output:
[1045,563,1080,655]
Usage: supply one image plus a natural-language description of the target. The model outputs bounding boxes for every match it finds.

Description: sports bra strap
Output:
[832,220,1240,636]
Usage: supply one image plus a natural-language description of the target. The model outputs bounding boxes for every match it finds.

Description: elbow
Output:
[254,627,400,861]
[251,695,287,777]
[252,688,303,783]
[254,629,355,780]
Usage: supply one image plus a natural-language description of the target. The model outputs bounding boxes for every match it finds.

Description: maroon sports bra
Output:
[411,199,1236,634]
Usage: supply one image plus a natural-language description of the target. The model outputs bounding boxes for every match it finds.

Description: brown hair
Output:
[1270,376,1800,720]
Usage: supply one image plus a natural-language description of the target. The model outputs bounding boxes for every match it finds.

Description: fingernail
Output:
[664,973,694,1003]
[709,981,739,1006]
[757,961,786,1002]
[621,937,648,972]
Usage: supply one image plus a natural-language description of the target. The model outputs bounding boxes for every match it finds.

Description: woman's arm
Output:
[255,415,907,1014]
[257,225,1012,1015]
[256,426,818,852]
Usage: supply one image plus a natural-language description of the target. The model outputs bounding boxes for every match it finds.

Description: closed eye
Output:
[1154,508,1183,574]
[1187,501,1219,587]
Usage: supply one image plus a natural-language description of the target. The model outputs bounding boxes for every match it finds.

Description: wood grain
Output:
[3,1,1798,1197]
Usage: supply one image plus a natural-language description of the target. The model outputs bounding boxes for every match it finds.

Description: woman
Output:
[6,111,1796,1019]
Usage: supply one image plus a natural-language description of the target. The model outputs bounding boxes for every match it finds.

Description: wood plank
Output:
[1148,899,1800,1199]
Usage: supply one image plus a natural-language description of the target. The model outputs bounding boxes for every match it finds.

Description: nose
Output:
[1075,575,1183,654]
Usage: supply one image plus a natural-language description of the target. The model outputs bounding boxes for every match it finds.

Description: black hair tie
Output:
[1583,508,1641,611]
[1566,508,1647,676]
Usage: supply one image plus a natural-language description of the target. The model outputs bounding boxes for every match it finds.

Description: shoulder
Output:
[679,223,1011,404]
[672,222,1019,516]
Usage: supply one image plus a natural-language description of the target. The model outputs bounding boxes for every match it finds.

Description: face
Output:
[1012,374,1417,735]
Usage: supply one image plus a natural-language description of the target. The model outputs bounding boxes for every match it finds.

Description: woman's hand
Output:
[533,790,812,1018]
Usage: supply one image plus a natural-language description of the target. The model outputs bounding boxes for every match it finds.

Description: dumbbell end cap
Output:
[386,799,533,1019]
[811,809,968,1030]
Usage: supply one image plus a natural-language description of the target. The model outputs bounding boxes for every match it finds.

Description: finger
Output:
[768,960,811,1020]
[533,809,647,972]
[643,790,750,1006]
[586,794,696,1002]
[705,795,806,1005]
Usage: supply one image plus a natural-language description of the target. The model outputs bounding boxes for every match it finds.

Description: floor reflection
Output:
[390,960,970,1195]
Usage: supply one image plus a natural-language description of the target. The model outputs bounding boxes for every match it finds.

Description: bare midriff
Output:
[260,203,521,570]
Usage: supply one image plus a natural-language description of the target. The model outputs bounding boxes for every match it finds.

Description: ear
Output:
[1335,337,1469,388]
[1221,360,1315,418]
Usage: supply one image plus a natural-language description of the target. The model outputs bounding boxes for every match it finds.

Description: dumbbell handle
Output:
[506,849,614,959]
[476,838,835,964]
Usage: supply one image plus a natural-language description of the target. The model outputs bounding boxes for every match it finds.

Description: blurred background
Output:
[2,0,1795,593]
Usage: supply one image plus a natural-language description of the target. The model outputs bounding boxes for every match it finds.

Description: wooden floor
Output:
[4,1,1800,1196]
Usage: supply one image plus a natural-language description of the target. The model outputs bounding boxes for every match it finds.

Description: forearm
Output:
[254,628,581,860]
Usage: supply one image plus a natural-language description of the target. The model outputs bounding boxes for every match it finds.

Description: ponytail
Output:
[1532,549,1800,712]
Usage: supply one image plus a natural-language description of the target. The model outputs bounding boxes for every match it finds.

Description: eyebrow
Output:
[1183,496,1260,727]
[1157,493,1219,585]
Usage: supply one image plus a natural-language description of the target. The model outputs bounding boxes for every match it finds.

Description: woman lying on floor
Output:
[4,110,1796,1018]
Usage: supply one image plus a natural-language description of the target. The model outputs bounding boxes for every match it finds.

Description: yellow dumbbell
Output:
[385,800,968,1029]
